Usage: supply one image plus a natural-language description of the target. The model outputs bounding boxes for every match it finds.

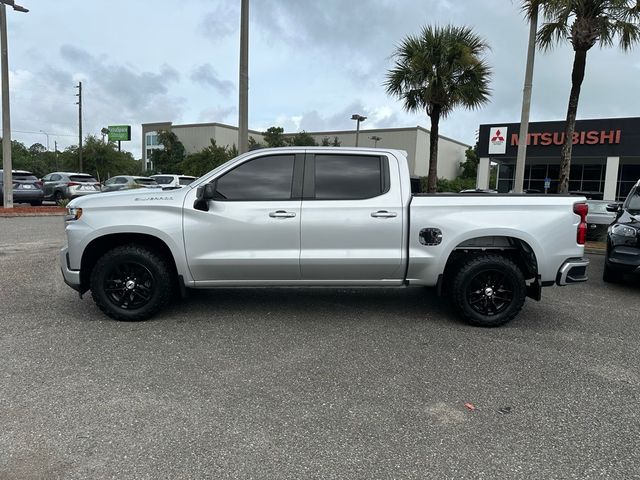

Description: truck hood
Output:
[68,187,190,209]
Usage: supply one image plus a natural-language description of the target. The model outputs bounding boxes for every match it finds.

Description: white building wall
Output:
[436,135,467,180]
[141,122,469,179]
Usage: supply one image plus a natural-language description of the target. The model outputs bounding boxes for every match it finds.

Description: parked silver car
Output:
[41,172,101,202]
[101,176,160,192]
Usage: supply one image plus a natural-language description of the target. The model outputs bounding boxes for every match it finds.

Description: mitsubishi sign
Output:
[478,117,640,158]
[488,126,508,154]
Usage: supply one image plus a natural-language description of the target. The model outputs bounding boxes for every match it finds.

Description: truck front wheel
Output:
[90,244,173,321]
[450,254,526,327]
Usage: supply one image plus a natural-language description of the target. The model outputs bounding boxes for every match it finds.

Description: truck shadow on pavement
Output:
[168,287,466,327]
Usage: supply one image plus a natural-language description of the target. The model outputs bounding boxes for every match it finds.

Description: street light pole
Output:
[514,1,539,193]
[39,129,49,150]
[76,81,83,172]
[238,0,249,154]
[351,114,367,147]
[369,135,381,147]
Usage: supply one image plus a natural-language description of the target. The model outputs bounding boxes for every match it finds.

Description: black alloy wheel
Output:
[103,262,155,310]
[466,269,514,316]
[450,254,526,327]
[90,244,173,321]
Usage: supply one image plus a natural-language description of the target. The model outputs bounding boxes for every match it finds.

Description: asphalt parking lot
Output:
[1,216,639,479]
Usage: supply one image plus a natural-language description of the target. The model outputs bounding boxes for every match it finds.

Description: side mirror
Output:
[194,182,216,211]
[606,203,622,213]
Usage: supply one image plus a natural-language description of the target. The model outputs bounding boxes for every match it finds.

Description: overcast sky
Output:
[6,0,640,157]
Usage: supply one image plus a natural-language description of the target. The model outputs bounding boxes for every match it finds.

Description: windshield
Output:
[624,187,640,211]
[134,178,158,185]
[179,177,195,185]
[587,202,610,214]
[152,176,174,185]
[69,175,97,183]
[12,173,37,181]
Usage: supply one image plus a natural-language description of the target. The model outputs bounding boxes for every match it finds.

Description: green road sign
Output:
[108,125,131,142]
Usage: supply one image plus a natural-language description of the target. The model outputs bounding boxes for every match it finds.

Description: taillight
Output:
[67,182,80,187]
[574,202,588,245]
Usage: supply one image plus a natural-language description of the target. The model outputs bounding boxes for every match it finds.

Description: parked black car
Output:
[41,172,101,202]
[603,181,640,283]
[0,169,44,206]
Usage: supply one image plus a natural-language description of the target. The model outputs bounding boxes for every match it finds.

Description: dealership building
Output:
[477,117,640,201]
[141,121,470,179]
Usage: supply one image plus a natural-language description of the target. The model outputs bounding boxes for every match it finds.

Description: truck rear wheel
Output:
[450,254,526,327]
[90,244,173,321]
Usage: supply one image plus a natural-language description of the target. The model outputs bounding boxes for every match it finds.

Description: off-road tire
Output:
[90,244,173,321]
[450,254,526,327]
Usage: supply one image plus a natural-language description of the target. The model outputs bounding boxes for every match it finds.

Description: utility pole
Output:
[514,2,539,193]
[238,0,249,154]
[76,81,83,172]
[1,3,11,207]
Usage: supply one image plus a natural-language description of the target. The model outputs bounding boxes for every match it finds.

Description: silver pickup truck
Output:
[60,147,589,327]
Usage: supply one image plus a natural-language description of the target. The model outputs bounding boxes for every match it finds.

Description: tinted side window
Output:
[315,155,384,200]
[50,174,62,181]
[215,155,295,201]
[115,177,128,184]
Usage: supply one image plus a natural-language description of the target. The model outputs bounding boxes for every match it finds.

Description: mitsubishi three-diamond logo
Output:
[488,126,508,154]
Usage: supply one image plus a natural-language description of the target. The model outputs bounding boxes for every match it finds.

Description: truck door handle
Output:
[269,210,296,218]
[371,210,397,218]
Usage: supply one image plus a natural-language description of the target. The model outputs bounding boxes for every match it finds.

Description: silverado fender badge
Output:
[134,196,174,201]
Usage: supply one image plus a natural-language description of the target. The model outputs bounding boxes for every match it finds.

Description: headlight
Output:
[65,207,83,221]
[610,224,637,237]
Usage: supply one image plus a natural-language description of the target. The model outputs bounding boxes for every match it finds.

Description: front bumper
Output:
[606,246,640,273]
[556,258,589,286]
[59,246,81,292]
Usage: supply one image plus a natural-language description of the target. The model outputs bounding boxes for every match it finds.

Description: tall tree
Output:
[181,139,237,177]
[385,25,492,192]
[286,131,318,146]
[525,0,640,193]
[263,126,287,147]
[150,130,186,173]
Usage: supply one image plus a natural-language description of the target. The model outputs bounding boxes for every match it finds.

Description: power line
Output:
[11,129,77,138]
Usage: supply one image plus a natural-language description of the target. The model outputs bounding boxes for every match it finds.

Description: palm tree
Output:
[524,0,640,193]
[385,25,492,193]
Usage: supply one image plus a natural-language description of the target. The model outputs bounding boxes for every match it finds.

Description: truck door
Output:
[299,153,404,282]
[183,153,303,282]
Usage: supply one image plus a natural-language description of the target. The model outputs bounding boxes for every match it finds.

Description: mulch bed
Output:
[0,206,65,217]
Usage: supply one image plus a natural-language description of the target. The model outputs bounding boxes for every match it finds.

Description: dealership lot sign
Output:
[108,125,132,142]
[478,117,640,157]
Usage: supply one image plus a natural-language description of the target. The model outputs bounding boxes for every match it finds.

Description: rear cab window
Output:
[311,154,389,200]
